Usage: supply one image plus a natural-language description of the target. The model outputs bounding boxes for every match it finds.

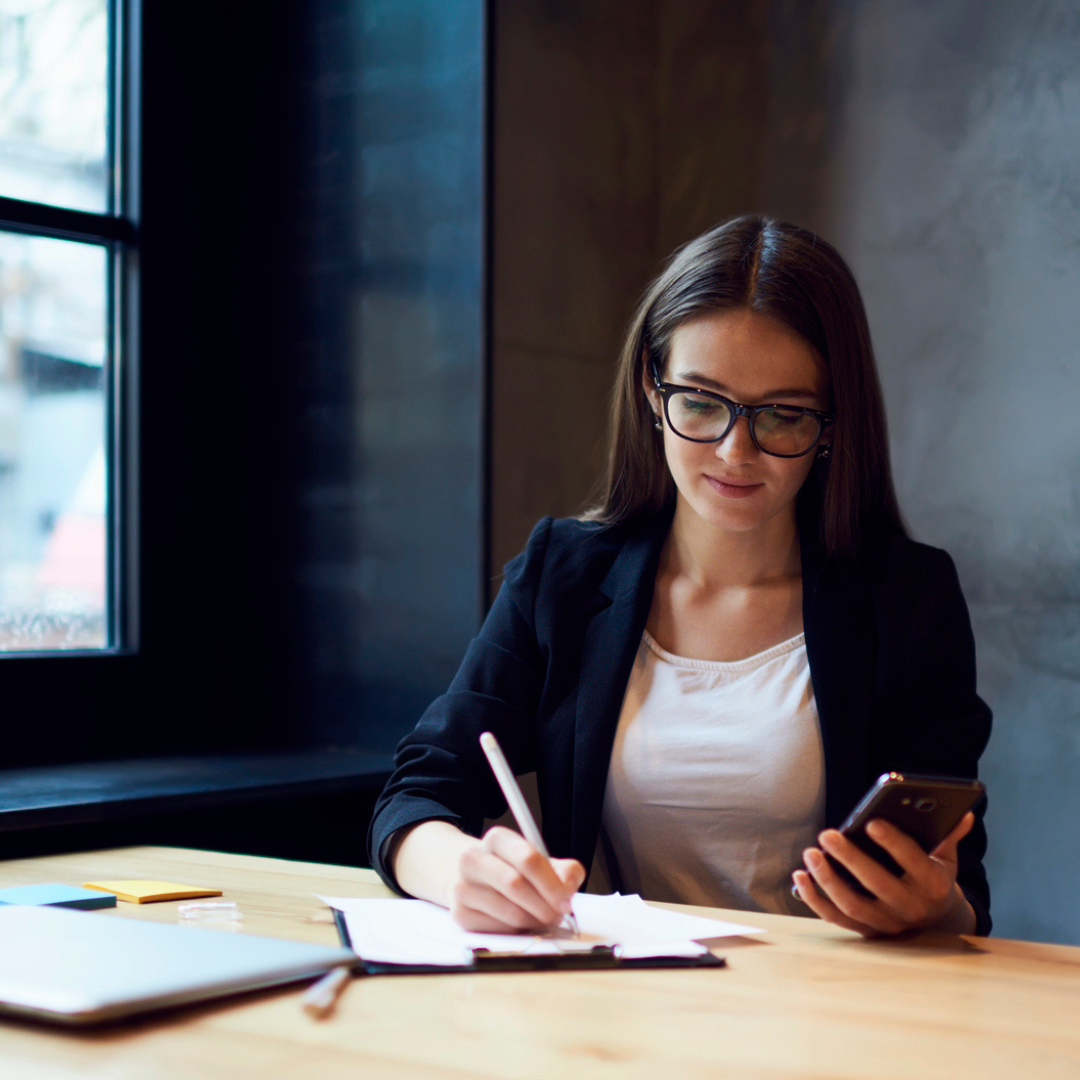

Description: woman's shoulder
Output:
[850,530,971,621]
[502,513,662,598]
[859,530,961,583]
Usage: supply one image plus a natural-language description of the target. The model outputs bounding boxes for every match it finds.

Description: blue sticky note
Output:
[0,884,117,910]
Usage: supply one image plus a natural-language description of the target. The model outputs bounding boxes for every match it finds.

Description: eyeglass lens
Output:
[666,391,822,456]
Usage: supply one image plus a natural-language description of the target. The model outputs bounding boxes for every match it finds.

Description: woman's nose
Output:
[715,415,758,463]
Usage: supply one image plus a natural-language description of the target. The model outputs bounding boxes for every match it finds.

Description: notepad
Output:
[319,891,762,971]
[82,880,222,904]
[0,884,116,910]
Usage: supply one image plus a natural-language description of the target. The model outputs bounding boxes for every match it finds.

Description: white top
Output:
[600,630,826,916]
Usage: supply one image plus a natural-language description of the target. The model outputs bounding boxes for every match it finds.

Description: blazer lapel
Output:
[800,526,878,827]
[569,515,668,867]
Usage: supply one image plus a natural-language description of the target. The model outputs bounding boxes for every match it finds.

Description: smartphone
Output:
[824,772,986,898]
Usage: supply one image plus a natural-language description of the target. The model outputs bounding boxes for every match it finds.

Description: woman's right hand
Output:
[450,825,585,932]
[391,820,586,933]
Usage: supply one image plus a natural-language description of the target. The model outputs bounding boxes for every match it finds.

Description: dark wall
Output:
[148,0,489,758]
[288,0,487,753]
[136,4,299,756]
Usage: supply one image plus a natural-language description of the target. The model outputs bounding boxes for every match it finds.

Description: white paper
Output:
[317,892,762,967]
[570,893,761,943]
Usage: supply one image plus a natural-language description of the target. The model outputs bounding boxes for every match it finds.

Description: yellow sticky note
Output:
[81,880,223,904]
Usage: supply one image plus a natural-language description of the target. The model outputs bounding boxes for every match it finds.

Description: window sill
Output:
[0,749,393,833]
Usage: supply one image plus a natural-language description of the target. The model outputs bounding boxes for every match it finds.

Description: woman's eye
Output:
[681,396,722,414]
[761,409,804,427]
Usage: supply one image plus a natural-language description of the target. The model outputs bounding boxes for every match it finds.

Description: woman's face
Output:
[643,308,831,540]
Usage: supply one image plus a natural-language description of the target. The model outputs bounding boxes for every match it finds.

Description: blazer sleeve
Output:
[367,518,556,894]
[871,541,993,934]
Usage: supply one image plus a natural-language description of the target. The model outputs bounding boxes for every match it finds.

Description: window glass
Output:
[0,0,109,213]
[0,230,107,650]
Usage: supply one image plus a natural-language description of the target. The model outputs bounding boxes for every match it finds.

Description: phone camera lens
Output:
[914,797,937,812]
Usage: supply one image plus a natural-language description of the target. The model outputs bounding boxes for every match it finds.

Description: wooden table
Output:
[0,847,1077,1079]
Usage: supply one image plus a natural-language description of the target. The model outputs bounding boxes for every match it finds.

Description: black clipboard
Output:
[331,908,726,975]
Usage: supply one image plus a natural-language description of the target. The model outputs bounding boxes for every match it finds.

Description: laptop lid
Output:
[0,905,355,1026]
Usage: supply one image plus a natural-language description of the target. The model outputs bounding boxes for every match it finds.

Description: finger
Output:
[791,869,879,936]
[551,857,587,894]
[929,811,975,860]
[802,846,906,935]
[860,818,937,878]
[455,858,585,934]
[861,811,974,878]
[453,862,585,933]
[483,827,579,915]
[852,822,955,926]
[450,879,552,933]
[818,829,963,930]
[462,846,563,927]
[816,830,912,909]
[474,827,577,922]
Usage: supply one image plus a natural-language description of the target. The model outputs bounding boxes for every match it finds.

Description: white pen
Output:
[479,731,581,936]
[302,964,352,1018]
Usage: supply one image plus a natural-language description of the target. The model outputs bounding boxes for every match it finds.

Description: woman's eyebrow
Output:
[671,370,821,401]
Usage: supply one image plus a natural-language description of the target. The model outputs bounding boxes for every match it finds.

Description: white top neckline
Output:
[641,629,806,673]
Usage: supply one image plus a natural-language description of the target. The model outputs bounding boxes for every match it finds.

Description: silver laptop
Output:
[0,905,356,1025]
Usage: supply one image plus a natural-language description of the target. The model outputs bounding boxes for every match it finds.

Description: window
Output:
[1,1,485,775]
[0,0,133,652]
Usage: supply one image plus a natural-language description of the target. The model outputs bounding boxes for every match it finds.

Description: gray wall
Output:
[491,0,1080,943]
[821,1,1080,946]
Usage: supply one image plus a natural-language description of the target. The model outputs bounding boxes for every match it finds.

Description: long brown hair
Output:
[584,216,905,557]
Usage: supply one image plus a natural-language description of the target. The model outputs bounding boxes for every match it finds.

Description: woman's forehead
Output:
[666,310,827,400]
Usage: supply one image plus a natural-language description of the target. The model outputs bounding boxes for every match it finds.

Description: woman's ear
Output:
[814,428,833,462]
[641,355,662,416]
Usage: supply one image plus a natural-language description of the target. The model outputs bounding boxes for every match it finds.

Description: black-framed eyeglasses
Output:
[652,367,835,458]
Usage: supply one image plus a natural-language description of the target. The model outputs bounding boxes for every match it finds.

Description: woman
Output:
[368,217,992,938]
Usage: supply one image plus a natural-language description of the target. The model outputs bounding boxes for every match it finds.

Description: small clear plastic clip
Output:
[177,900,242,922]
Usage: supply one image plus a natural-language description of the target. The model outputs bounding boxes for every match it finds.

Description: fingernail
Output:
[867,819,886,839]
[805,849,823,870]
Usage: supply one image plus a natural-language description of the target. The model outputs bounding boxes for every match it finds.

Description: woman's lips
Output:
[705,475,763,498]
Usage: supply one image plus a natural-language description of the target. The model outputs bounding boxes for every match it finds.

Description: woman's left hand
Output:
[791,812,977,936]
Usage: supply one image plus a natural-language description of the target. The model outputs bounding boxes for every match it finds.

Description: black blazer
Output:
[369,508,993,934]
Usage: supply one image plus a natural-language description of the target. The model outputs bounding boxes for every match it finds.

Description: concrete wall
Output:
[821,0,1080,946]
[491,0,1080,943]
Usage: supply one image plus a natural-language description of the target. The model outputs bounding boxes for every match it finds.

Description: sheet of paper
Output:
[318,892,762,967]
[571,893,762,943]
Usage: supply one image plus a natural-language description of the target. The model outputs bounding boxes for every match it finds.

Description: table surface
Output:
[0,846,1077,1080]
